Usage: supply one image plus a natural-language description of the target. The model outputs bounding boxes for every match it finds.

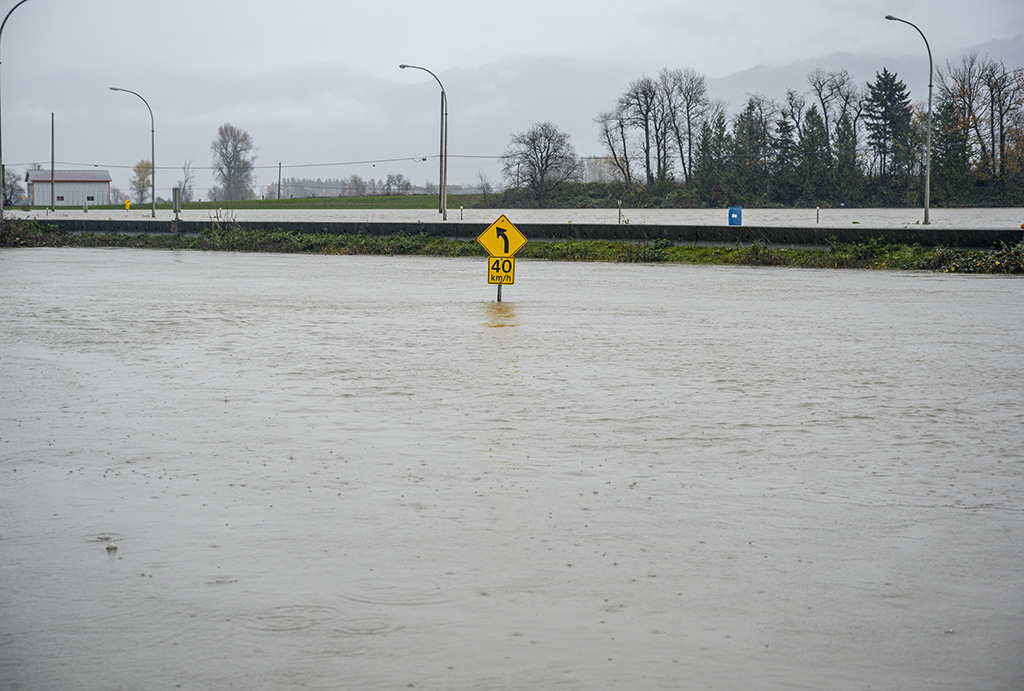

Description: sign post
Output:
[172,187,181,234]
[477,214,527,302]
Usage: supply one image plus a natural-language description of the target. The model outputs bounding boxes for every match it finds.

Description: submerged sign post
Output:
[477,214,527,302]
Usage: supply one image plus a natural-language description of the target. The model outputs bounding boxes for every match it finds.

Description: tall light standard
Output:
[399,63,447,220]
[0,0,33,222]
[886,14,933,225]
[110,86,155,218]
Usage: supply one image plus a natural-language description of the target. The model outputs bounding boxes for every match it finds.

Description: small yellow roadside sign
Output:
[477,214,527,257]
[487,256,515,284]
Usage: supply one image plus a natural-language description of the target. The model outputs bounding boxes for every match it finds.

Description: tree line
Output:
[119,123,258,204]
[271,173,417,199]
[500,52,1024,208]
[96,124,257,204]
[130,130,420,203]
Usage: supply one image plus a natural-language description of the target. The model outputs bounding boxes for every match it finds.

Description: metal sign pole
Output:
[172,186,181,233]
[497,284,502,302]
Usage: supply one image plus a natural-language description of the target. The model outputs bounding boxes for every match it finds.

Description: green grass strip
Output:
[2,220,1021,274]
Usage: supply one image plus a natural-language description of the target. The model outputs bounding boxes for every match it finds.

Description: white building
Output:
[25,169,112,206]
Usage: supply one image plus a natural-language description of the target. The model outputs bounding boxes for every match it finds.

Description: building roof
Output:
[26,169,112,183]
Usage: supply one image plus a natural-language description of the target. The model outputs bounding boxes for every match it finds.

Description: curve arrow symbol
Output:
[495,226,510,254]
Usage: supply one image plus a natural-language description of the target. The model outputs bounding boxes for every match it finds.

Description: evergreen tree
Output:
[797,106,831,203]
[931,97,973,205]
[863,69,913,181]
[724,96,778,204]
[832,112,863,204]
[691,112,729,206]
[771,115,800,205]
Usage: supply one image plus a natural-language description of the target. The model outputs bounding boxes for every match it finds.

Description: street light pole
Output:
[399,63,447,221]
[886,14,933,225]
[0,0,33,222]
[110,86,156,218]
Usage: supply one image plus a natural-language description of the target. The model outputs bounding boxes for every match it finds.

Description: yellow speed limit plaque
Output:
[487,256,515,284]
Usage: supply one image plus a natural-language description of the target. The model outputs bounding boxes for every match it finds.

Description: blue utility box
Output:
[728,207,742,226]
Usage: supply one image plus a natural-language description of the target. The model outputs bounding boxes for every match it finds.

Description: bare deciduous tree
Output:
[129,159,152,203]
[210,123,257,201]
[176,160,196,202]
[474,170,494,203]
[604,69,713,187]
[618,76,673,184]
[3,167,24,206]
[383,173,412,195]
[938,52,1024,180]
[660,67,710,183]
[806,69,865,153]
[596,107,635,184]
[345,174,367,197]
[832,71,866,127]
[980,59,1024,179]
[501,121,582,206]
[782,88,807,139]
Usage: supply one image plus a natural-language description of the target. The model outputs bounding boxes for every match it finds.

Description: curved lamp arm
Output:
[400,64,448,220]
[110,87,156,218]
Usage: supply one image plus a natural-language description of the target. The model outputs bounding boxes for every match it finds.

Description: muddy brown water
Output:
[2,248,1022,690]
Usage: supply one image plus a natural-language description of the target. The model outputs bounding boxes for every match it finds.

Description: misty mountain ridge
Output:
[710,36,1024,110]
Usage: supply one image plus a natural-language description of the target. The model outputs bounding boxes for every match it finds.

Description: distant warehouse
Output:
[25,169,112,206]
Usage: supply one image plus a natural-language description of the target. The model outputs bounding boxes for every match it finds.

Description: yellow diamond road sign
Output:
[477,214,527,257]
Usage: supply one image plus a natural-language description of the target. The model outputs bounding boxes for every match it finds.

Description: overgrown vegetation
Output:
[2,219,1021,274]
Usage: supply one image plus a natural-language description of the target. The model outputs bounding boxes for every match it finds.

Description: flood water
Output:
[1,248,1022,690]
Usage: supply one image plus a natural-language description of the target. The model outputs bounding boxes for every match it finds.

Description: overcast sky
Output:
[3,0,1022,198]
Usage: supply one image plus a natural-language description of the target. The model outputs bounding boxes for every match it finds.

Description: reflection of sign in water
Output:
[488,256,515,285]
[484,300,517,328]
[477,214,527,257]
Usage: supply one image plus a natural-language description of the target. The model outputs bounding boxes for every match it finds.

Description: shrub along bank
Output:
[2,219,1021,274]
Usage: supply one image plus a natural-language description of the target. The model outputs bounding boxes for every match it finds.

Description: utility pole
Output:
[0,0,34,221]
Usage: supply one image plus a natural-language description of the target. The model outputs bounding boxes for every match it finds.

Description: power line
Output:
[11,153,504,172]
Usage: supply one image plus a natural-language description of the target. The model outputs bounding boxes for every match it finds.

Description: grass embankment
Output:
[2,219,1022,274]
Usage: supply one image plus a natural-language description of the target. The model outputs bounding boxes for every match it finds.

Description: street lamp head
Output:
[885,15,900,21]
[399,64,409,69]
